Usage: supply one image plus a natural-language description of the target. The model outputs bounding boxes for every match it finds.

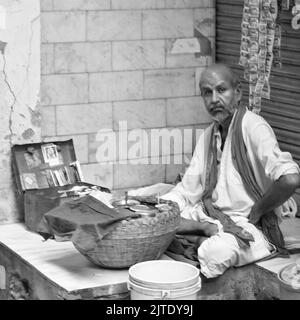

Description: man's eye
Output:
[203,90,211,96]
[218,87,226,93]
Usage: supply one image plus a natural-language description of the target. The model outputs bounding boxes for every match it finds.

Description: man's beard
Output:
[212,110,234,125]
[212,103,238,125]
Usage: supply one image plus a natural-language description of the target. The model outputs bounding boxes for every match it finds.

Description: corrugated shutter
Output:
[216,0,300,202]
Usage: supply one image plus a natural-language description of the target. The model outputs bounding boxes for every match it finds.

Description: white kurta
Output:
[163,109,300,278]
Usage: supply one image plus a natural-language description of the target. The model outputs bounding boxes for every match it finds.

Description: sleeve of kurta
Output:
[243,114,300,182]
[162,127,211,211]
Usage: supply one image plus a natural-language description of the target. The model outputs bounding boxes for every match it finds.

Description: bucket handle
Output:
[127,282,171,300]
[161,290,171,300]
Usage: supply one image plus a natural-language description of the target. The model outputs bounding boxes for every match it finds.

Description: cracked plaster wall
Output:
[0,0,41,223]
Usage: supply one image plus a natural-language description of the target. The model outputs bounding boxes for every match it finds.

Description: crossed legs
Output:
[197,221,273,278]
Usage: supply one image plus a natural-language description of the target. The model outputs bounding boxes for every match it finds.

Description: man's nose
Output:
[211,90,219,103]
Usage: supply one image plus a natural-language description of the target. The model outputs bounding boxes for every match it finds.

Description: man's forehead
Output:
[200,66,235,88]
[206,64,234,75]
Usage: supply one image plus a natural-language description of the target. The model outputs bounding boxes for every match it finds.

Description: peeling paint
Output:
[0,1,40,224]
[0,41,7,54]
[28,103,42,127]
[22,128,35,140]
[0,0,41,223]
[194,28,212,56]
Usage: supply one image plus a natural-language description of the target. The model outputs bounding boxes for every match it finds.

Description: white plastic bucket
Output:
[127,260,201,300]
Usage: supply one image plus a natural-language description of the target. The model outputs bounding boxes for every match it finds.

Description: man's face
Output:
[200,69,241,124]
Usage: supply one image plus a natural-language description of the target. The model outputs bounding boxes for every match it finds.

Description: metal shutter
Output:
[216,0,300,202]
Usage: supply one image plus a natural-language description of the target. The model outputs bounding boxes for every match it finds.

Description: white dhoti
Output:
[181,204,274,278]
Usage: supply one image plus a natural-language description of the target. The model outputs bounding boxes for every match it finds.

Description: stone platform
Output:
[0,223,298,300]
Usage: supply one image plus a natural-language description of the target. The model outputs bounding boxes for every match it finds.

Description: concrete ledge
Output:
[198,264,258,300]
[197,264,277,300]
[254,253,300,300]
[0,223,130,300]
[198,253,300,300]
[0,223,298,300]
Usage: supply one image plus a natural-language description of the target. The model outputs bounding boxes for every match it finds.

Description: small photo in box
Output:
[42,143,60,166]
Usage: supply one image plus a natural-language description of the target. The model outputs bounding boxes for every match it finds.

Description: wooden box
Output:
[11,139,109,232]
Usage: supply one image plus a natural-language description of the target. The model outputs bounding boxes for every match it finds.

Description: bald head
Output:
[199,63,240,91]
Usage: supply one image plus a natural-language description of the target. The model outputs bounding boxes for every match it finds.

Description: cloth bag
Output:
[37,194,140,242]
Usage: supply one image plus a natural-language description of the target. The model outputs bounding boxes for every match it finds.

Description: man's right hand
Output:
[177,218,219,237]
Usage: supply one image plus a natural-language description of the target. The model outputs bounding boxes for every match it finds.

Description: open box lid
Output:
[12,139,84,193]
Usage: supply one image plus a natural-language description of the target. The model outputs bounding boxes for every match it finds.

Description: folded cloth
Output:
[37,194,140,241]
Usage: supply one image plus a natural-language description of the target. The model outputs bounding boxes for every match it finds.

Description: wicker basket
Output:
[72,197,180,269]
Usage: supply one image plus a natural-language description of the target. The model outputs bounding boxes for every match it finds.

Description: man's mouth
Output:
[210,106,224,113]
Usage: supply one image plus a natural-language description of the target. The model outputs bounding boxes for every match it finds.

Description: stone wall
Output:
[40,0,215,192]
[0,0,41,223]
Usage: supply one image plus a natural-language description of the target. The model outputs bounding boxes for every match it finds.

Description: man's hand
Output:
[248,174,300,226]
[203,222,219,237]
[248,206,264,225]
[177,218,219,237]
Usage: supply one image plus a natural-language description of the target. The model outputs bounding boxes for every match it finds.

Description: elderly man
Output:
[163,63,300,278]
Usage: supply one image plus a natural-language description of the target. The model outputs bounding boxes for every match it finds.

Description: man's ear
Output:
[235,82,242,103]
